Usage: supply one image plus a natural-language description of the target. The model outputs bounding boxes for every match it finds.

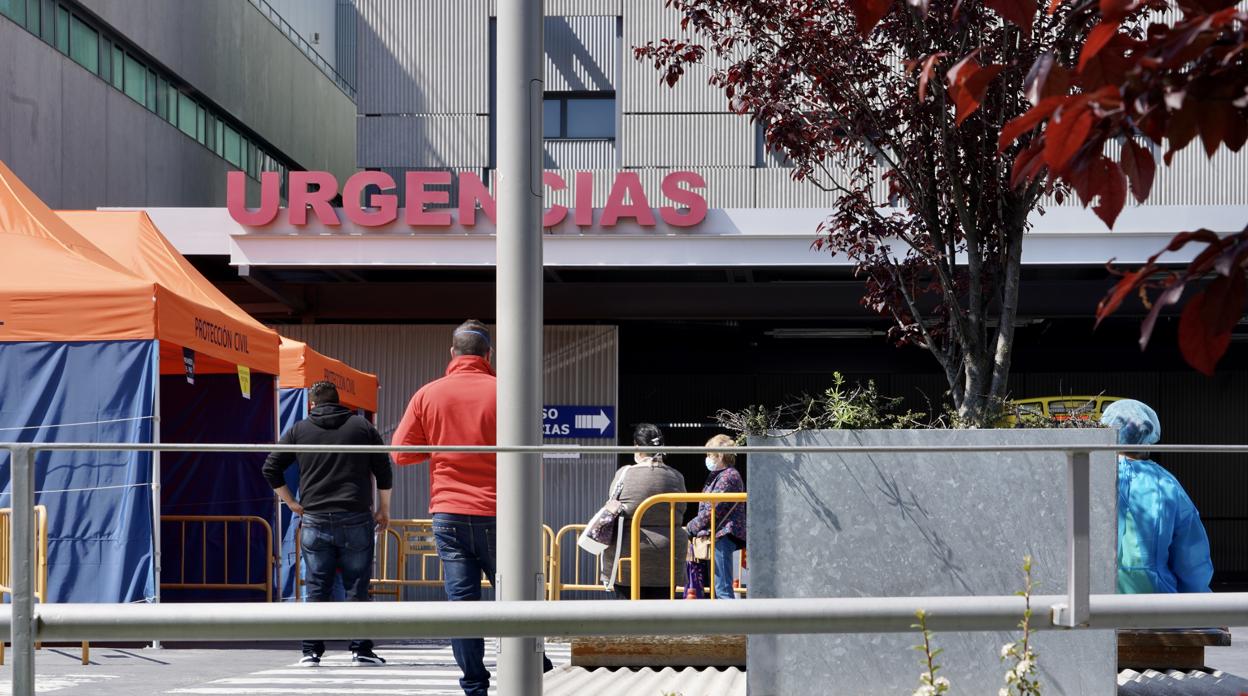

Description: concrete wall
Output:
[747,429,1118,696]
[0,18,260,208]
[76,0,356,180]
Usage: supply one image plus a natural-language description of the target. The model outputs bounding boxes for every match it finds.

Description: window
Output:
[145,69,156,111]
[1,0,27,26]
[224,125,241,168]
[110,44,123,90]
[39,0,51,42]
[23,0,38,34]
[542,100,561,139]
[53,4,67,53]
[543,93,615,139]
[196,105,206,145]
[214,118,224,155]
[123,53,145,104]
[177,92,196,138]
[68,15,97,73]
[98,38,110,83]
[155,77,167,120]
[166,82,177,125]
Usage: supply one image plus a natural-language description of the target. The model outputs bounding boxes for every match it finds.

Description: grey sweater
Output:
[601,458,688,589]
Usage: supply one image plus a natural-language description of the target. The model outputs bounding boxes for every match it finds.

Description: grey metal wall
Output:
[273,324,620,598]
[0,19,261,208]
[77,0,357,181]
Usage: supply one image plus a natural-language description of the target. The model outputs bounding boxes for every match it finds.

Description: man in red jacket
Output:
[391,320,550,696]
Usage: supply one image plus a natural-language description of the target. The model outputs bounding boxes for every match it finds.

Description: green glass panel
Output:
[224,126,241,168]
[110,45,123,90]
[123,53,145,104]
[145,70,156,111]
[24,0,39,34]
[69,15,98,73]
[1,0,27,25]
[54,5,67,53]
[178,93,196,139]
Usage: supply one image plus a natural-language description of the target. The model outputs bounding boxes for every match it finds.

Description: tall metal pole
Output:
[11,446,37,695]
[495,0,545,692]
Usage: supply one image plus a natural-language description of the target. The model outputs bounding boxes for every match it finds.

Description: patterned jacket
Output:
[687,466,746,547]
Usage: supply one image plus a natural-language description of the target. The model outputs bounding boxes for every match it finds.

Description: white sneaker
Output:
[298,655,321,667]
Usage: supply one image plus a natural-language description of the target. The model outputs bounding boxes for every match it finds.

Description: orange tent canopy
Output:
[57,211,280,375]
[1,160,159,343]
[279,338,379,413]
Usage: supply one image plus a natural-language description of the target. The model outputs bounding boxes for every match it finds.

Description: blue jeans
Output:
[301,510,375,656]
[432,513,553,696]
[713,537,738,600]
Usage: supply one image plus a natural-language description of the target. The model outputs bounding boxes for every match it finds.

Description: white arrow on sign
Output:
[574,410,612,434]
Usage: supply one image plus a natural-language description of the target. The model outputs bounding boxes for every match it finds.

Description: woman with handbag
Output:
[601,423,688,599]
[685,434,746,599]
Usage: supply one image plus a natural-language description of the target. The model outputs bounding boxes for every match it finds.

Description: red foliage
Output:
[635,0,1084,422]
[997,0,1247,372]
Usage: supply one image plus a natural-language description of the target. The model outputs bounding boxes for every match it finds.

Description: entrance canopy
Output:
[279,337,378,414]
[55,210,279,375]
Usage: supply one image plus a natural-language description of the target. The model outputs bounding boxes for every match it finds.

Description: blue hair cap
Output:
[1100,399,1161,447]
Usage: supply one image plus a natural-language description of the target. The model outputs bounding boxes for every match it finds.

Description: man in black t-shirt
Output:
[263,381,393,667]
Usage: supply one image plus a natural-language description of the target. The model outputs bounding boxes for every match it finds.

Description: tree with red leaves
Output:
[999,0,1247,375]
[636,0,1096,425]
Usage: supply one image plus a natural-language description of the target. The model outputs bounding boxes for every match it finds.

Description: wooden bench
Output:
[1118,628,1232,671]
[571,635,747,668]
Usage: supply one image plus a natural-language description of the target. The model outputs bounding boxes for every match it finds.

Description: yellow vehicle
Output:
[998,395,1122,427]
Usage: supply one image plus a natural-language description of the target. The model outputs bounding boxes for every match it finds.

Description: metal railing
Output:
[5,441,1248,696]
[245,0,356,100]
[161,515,275,603]
[293,519,555,600]
[0,506,88,666]
[629,492,748,601]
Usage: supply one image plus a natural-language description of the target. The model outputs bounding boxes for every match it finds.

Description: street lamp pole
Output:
[495,0,545,693]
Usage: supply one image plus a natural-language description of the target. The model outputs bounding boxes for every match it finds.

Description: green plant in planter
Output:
[913,557,1040,696]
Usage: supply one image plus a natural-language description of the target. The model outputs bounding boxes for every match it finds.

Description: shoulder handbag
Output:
[577,465,633,589]
[690,501,740,561]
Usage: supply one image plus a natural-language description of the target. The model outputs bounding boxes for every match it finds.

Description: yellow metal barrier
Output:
[629,492,747,601]
[0,506,88,665]
[161,515,275,603]
[549,524,621,600]
[294,519,554,600]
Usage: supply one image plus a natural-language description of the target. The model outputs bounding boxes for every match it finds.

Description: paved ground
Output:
[0,640,571,695]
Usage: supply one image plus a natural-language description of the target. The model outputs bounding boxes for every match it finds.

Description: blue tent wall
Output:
[0,340,156,603]
[277,387,306,601]
[159,372,276,602]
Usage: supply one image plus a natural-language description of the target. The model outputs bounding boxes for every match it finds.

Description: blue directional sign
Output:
[543,405,615,439]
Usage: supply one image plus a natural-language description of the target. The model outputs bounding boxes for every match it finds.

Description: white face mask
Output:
[705,456,718,471]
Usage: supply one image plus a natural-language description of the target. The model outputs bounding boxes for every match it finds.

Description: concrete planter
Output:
[747,429,1117,696]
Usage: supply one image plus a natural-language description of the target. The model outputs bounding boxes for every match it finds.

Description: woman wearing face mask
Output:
[602,423,689,599]
[685,434,746,599]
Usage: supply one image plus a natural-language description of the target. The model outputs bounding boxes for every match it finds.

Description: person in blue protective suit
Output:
[1101,399,1214,594]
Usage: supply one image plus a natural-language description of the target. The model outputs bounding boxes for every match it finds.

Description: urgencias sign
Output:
[226,170,708,229]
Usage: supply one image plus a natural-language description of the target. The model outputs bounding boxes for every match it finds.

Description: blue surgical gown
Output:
[1117,456,1214,594]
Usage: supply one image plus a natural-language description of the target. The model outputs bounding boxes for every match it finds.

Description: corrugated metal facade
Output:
[349,0,1248,212]
[335,0,357,90]
[273,324,620,599]
[355,0,489,115]
[358,115,490,168]
[622,114,754,167]
[545,16,618,92]
[545,139,617,169]
[620,0,729,114]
